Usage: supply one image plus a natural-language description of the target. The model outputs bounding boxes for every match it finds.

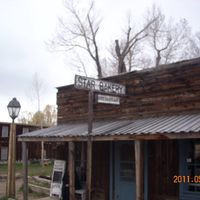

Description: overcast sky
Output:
[0,0,200,122]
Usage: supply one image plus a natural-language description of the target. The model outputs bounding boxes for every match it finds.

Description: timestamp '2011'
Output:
[173,175,200,183]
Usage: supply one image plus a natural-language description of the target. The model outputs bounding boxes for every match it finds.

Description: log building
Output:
[0,123,41,161]
[19,57,200,200]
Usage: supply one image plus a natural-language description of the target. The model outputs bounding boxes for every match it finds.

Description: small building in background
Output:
[0,122,53,161]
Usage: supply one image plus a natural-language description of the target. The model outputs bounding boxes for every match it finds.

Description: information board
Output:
[50,160,66,199]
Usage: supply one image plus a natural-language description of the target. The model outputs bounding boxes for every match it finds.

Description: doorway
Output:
[114,142,136,200]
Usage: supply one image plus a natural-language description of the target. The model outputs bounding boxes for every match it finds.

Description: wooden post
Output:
[87,91,93,200]
[135,140,144,200]
[41,141,44,165]
[22,142,28,200]
[68,141,75,200]
[88,91,93,134]
[6,122,16,198]
[11,123,16,196]
[7,122,13,196]
[87,139,92,200]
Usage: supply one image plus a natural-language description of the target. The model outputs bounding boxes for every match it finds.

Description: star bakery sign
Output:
[74,75,126,96]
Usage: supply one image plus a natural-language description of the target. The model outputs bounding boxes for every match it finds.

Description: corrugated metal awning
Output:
[19,113,200,141]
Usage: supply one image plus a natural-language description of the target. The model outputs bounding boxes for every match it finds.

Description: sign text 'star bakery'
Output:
[74,75,126,95]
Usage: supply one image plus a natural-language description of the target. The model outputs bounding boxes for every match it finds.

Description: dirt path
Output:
[0,176,49,200]
[0,176,23,199]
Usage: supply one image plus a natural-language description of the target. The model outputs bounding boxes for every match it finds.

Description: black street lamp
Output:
[6,97,21,198]
[7,97,21,122]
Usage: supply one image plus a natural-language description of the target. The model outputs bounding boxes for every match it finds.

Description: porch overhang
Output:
[18,113,200,142]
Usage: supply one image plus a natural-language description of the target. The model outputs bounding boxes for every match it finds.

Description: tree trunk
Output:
[156,50,161,67]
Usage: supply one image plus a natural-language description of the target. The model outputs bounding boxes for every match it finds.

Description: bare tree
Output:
[114,19,155,73]
[183,32,200,59]
[147,5,191,67]
[30,73,44,112]
[51,0,103,78]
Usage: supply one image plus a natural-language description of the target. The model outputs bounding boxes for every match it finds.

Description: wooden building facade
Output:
[0,123,42,161]
[20,58,200,200]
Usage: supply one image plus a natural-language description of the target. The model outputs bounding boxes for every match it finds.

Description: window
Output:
[22,127,29,134]
[1,147,8,160]
[119,143,135,181]
[187,142,200,192]
[2,126,8,137]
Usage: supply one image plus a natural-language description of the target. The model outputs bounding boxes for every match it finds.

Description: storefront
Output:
[19,57,200,200]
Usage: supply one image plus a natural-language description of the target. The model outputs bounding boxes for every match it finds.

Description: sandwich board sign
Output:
[74,75,126,96]
[50,160,66,199]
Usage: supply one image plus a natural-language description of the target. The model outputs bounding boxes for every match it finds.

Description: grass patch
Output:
[0,197,9,200]
[30,190,48,198]
[28,163,53,177]
[0,197,18,200]
[0,163,22,174]
[18,184,48,199]
[0,162,53,177]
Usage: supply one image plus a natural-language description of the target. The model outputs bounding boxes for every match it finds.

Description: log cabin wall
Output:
[57,59,200,124]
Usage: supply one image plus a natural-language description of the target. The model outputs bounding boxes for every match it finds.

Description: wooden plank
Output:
[87,139,93,200]
[22,142,28,200]
[135,140,144,200]
[68,141,75,200]
[7,122,13,196]
[18,133,169,142]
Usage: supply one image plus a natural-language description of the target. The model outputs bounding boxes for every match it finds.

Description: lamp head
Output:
[7,97,21,120]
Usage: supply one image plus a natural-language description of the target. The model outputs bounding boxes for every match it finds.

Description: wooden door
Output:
[115,142,136,200]
[148,141,179,200]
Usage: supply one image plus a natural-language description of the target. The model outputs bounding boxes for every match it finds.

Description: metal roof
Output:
[19,113,200,140]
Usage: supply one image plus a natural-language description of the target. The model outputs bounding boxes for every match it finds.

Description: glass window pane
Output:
[188,142,200,192]
[119,143,135,182]
[23,128,29,134]
[2,126,8,137]
[1,147,8,160]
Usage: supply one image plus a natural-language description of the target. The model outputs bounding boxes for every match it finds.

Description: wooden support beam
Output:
[68,141,75,200]
[11,123,16,196]
[22,142,28,200]
[88,91,94,134]
[135,140,144,200]
[87,139,93,200]
[7,123,13,196]
[7,123,16,198]
[41,141,44,165]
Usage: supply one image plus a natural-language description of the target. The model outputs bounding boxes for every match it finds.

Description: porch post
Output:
[87,139,92,200]
[6,122,13,196]
[68,141,75,200]
[22,141,28,200]
[41,141,44,165]
[135,140,144,200]
[87,90,93,200]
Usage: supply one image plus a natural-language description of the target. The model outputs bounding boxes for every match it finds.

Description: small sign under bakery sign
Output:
[74,75,126,96]
[96,94,120,105]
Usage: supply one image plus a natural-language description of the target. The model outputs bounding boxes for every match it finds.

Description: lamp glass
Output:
[7,98,21,120]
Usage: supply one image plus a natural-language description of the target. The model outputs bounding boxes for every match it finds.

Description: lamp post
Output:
[6,97,21,198]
